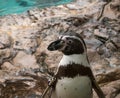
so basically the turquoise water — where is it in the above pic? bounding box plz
[0,0,74,16]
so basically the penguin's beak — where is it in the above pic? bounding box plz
[47,39,64,51]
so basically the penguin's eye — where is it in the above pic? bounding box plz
[68,40,72,44]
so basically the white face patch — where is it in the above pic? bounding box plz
[59,53,90,67]
[59,35,86,52]
[60,35,81,42]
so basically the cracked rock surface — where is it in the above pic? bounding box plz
[0,0,120,98]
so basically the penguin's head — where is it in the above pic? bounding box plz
[48,32,86,55]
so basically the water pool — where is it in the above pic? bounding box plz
[0,0,74,16]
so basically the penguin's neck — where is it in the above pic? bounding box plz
[59,53,90,67]
[55,53,92,79]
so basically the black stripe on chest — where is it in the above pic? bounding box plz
[55,63,94,79]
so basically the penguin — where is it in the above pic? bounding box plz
[47,31,105,98]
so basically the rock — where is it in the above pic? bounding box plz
[94,80,120,98]
[97,45,112,57]
[0,0,119,97]
[0,49,16,67]
[13,51,38,68]
[66,0,91,10]
[95,68,120,84]
[108,57,120,67]
[106,42,117,51]
[102,80,120,98]
[0,74,48,98]
[0,33,11,49]
[111,36,120,49]
[101,0,120,19]
[1,62,16,70]
[94,29,109,39]
[85,38,102,50]
[93,68,120,98]
[14,38,38,54]
[11,26,39,54]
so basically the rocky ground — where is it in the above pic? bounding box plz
[0,0,120,98]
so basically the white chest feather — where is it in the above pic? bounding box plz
[51,76,92,98]
[59,54,89,67]
[51,53,92,98]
